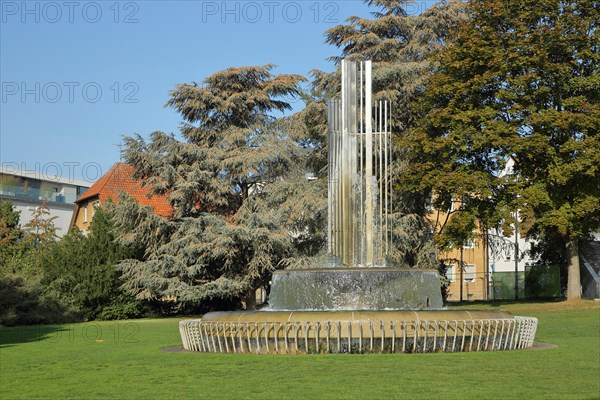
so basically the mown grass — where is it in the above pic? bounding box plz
[1,300,598,399]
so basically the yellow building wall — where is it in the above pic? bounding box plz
[72,199,99,232]
[440,240,488,302]
[428,204,489,302]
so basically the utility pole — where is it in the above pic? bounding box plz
[514,216,519,300]
[460,246,464,302]
[485,230,490,301]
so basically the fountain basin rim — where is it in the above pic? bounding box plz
[275,267,439,273]
[180,311,539,353]
[199,309,515,323]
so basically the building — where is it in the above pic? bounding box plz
[441,226,538,302]
[439,237,489,302]
[486,223,538,299]
[428,200,489,302]
[486,157,541,299]
[435,157,547,301]
[70,162,172,232]
[0,165,90,236]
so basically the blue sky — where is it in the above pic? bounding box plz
[1,1,433,183]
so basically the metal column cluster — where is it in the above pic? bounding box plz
[327,60,392,267]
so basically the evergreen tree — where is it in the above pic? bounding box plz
[294,0,467,173]
[114,65,307,309]
[41,206,141,320]
[0,199,23,272]
[407,0,599,300]
[0,200,71,325]
[325,0,466,132]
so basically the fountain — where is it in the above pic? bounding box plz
[179,61,538,354]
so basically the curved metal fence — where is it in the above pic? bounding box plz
[180,317,538,354]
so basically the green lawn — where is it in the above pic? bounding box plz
[1,301,598,400]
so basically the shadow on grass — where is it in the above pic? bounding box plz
[0,325,68,348]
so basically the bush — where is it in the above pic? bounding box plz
[40,208,144,321]
[0,274,76,326]
[0,202,156,325]
[96,295,146,320]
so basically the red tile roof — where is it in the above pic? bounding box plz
[76,163,172,217]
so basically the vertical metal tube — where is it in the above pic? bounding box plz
[342,61,352,266]
[379,100,383,262]
[336,101,342,259]
[359,62,364,266]
[384,101,389,254]
[238,323,244,353]
[391,321,396,353]
[332,102,337,257]
[388,102,393,248]
[342,62,349,265]
[284,323,289,353]
[402,321,407,353]
[246,323,252,353]
[347,321,352,353]
[349,63,358,266]
[340,62,346,263]
[327,101,332,254]
[332,102,336,257]
[364,61,373,266]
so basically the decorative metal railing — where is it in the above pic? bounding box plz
[179,317,538,354]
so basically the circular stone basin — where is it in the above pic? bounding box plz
[268,268,444,311]
[179,310,538,354]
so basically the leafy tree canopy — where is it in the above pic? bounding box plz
[406,0,599,299]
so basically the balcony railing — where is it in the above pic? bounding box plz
[0,185,78,204]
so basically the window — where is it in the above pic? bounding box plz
[445,264,456,283]
[448,200,456,212]
[463,239,475,249]
[83,207,88,223]
[77,186,88,197]
[464,264,476,283]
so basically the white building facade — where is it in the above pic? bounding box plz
[0,166,91,237]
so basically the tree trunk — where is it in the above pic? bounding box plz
[565,237,581,302]
[243,289,257,310]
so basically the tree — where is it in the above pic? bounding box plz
[22,201,59,246]
[0,199,23,272]
[41,206,142,320]
[0,200,71,325]
[407,0,599,300]
[113,65,307,309]
[324,0,467,134]
[0,200,61,277]
[0,204,142,325]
